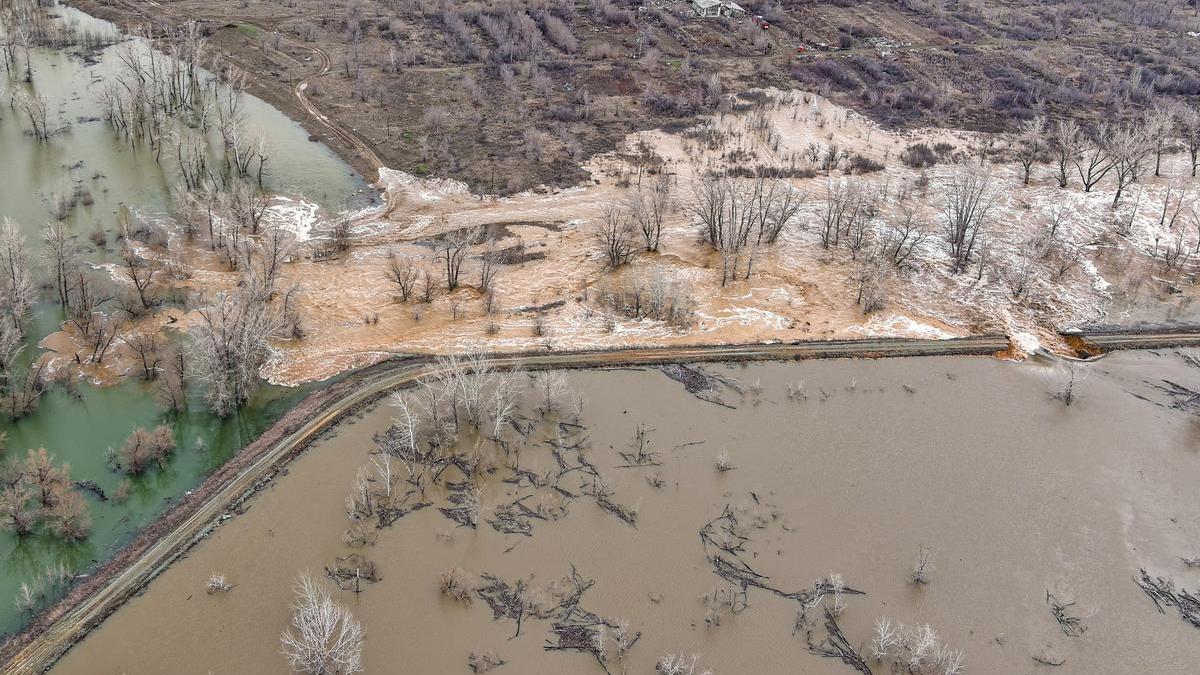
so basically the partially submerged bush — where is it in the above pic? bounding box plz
[0,448,91,541]
[657,653,713,675]
[207,573,232,594]
[439,566,474,603]
[108,424,176,475]
[871,619,964,675]
[596,268,695,328]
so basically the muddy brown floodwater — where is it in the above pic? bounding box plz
[50,352,1200,675]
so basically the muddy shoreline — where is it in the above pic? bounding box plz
[8,330,1200,673]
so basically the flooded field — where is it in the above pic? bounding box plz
[50,351,1200,674]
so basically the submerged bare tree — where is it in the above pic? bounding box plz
[596,205,637,268]
[436,225,480,292]
[385,251,419,302]
[630,175,673,252]
[943,163,997,273]
[1,218,44,420]
[11,88,49,141]
[280,573,365,675]
[1048,360,1090,406]
[41,221,76,308]
[189,282,287,416]
[0,219,34,332]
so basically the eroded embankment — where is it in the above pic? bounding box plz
[5,331,1199,674]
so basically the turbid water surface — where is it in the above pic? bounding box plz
[49,351,1200,674]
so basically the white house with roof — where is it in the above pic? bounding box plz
[692,0,747,18]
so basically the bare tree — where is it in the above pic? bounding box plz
[687,178,731,248]
[477,250,499,293]
[122,326,164,380]
[819,178,864,249]
[436,226,480,291]
[943,162,997,273]
[1013,116,1046,185]
[1106,123,1151,209]
[189,283,286,416]
[41,222,75,308]
[1145,104,1174,178]
[1002,236,1043,300]
[1074,125,1115,193]
[685,177,760,284]
[384,251,419,302]
[1046,202,1071,239]
[854,248,890,314]
[280,573,365,675]
[596,206,637,268]
[120,245,161,311]
[1179,105,1200,179]
[1052,118,1082,189]
[0,219,34,332]
[67,270,112,350]
[1158,182,1191,231]
[751,177,805,245]
[881,206,927,269]
[630,175,672,252]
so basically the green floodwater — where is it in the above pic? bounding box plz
[0,5,367,635]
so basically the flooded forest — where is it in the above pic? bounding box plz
[0,1,368,636]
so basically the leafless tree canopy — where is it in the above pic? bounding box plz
[436,225,481,291]
[1012,116,1045,185]
[0,219,34,333]
[189,280,288,416]
[629,175,673,253]
[385,250,420,302]
[280,573,365,675]
[942,162,997,273]
[685,176,804,285]
[595,205,636,268]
